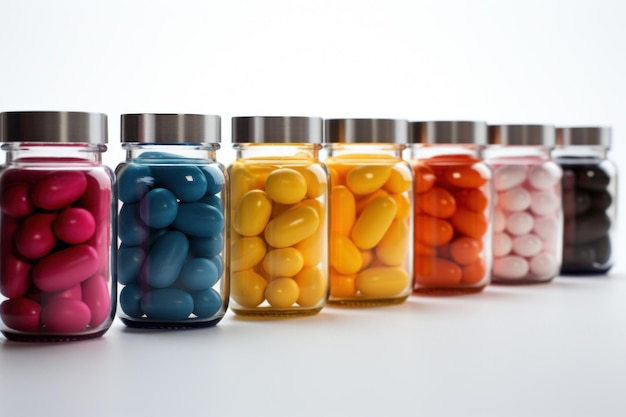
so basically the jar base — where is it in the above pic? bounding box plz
[327,295,409,307]
[413,286,486,296]
[1,328,109,343]
[231,307,323,318]
[560,267,612,275]
[491,278,554,285]
[119,316,224,330]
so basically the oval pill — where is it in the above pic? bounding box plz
[54,207,96,244]
[15,213,58,259]
[413,163,436,194]
[0,297,41,332]
[265,206,319,248]
[41,298,91,333]
[233,190,272,236]
[189,234,224,259]
[201,165,226,195]
[139,188,179,229]
[142,231,189,288]
[450,207,488,240]
[33,244,99,292]
[375,219,409,266]
[1,250,32,298]
[415,215,454,247]
[118,203,149,246]
[263,247,304,277]
[330,185,356,235]
[494,165,527,191]
[419,186,456,219]
[231,236,266,272]
[444,165,488,188]
[330,234,363,275]
[231,269,267,308]
[81,274,111,327]
[191,288,222,318]
[383,164,412,194]
[1,182,35,217]
[31,171,87,210]
[119,284,143,318]
[265,277,299,308]
[141,288,194,321]
[493,255,529,279]
[180,258,219,291]
[265,168,308,204]
[346,165,392,195]
[351,196,397,249]
[356,267,409,297]
[151,165,208,202]
[415,256,462,286]
[172,202,224,238]
[294,267,326,307]
[116,163,152,203]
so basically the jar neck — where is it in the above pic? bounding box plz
[1,142,106,165]
[123,143,219,161]
[325,143,404,159]
[552,145,608,160]
[410,143,481,159]
[233,143,321,161]
[482,145,552,160]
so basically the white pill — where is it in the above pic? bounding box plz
[499,187,531,212]
[505,212,534,235]
[493,210,506,233]
[530,190,560,216]
[533,216,559,241]
[493,255,529,279]
[528,163,561,190]
[493,232,513,257]
[512,234,543,257]
[529,253,558,278]
[494,165,527,191]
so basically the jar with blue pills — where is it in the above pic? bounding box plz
[229,116,329,317]
[116,114,228,328]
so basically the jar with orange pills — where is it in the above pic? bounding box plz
[229,117,328,317]
[409,121,492,294]
[324,119,413,306]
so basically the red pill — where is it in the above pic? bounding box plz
[15,213,58,259]
[415,215,454,246]
[54,207,96,244]
[31,171,87,210]
[450,207,488,240]
[0,250,32,298]
[455,188,488,212]
[419,186,456,219]
[1,182,35,218]
[415,256,462,285]
[0,298,42,332]
[450,237,481,265]
[444,165,488,188]
[33,244,99,292]
[412,163,436,194]
[82,274,111,327]
[41,298,91,332]
[42,284,83,304]
[461,258,487,285]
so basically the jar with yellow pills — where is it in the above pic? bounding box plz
[324,119,413,306]
[229,117,328,317]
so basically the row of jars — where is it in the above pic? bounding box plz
[0,112,617,341]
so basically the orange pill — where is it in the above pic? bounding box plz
[415,215,454,246]
[414,256,462,286]
[330,269,357,298]
[455,188,488,212]
[414,241,436,257]
[461,258,487,285]
[444,165,488,188]
[412,163,436,194]
[449,237,481,265]
[418,186,456,219]
[450,207,488,239]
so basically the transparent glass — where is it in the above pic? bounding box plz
[483,145,563,284]
[229,143,328,317]
[552,146,617,274]
[324,143,413,305]
[116,143,228,328]
[410,144,492,294]
[0,143,115,341]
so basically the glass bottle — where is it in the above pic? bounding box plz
[116,114,228,328]
[324,118,413,305]
[0,111,115,341]
[553,127,616,274]
[229,116,328,317]
[485,124,563,284]
[409,121,492,294]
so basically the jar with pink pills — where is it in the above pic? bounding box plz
[485,124,563,284]
[0,111,115,341]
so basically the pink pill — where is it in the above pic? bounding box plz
[82,274,111,327]
[80,172,112,273]
[33,244,99,292]
[493,232,513,257]
[0,182,35,218]
[15,212,58,259]
[530,190,560,216]
[0,250,32,298]
[512,234,543,257]
[54,207,96,244]
[505,212,534,235]
[42,284,83,304]
[41,298,91,332]
[0,297,42,332]
[499,187,531,212]
[493,255,529,279]
[31,171,87,210]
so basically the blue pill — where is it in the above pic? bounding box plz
[152,165,208,202]
[139,188,179,228]
[116,163,152,203]
[172,203,224,237]
[118,245,146,285]
[136,151,203,164]
[201,165,226,195]
[191,288,222,318]
[199,194,223,211]
[120,284,143,318]
[179,258,219,291]
[141,288,194,321]
[148,227,169,247]
[119,203,149,246]
[189,234,224,258]
[210,255,224,278]
[142,230,189,288]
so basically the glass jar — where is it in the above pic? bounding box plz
[116,114,228,328]
[409,121,492,294]
[229,116,328,317]
[324,119,412,305]
[553,127,616,274]
[0,111,115,341]
[485,124,563,284]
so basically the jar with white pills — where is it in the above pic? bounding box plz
[484,124,563,284]
[229,117,328,317]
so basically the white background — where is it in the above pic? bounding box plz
[1,1,626,416]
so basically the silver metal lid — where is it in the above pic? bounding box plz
[325,119,408,144]
[409,121,487,145]
[121,114,221,144]
[556,126,611,148]
[0,111,107,144]
[232,116,323,144]
[488,124,556,146]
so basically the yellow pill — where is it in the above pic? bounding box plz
[263,247,304,277]
[231,236,266,271]
[294,267,327,307]
[383,164,413,194]
[360,249,374,270]
[265,277,300,308]
[230,165,255,208]
[265,206,319,248]
[296,164,328,199]
[330,233,362,275]
[330,269,357,298]
[356,267,410,297]
[327,162,352,187]
[247,164,274,190]
[390,193,411,220]
[375,219,409,266]
[265,168,307,204]
[346,165,392,195]
[330,185,356,235]
[294,222,325,267]
[233,190,272,236]
[231,269,267,308]
[351,196,397,249]
[355,189,389,214]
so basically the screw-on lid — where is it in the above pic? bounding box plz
[488,124,556,146]
[232,116,323,144]
[325,118,408,144]
[409,121,487,145]
[121,114,221,144]
[0,111,108,144]
[556,127,611,148]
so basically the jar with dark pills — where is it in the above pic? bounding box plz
[116,114,228,328]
